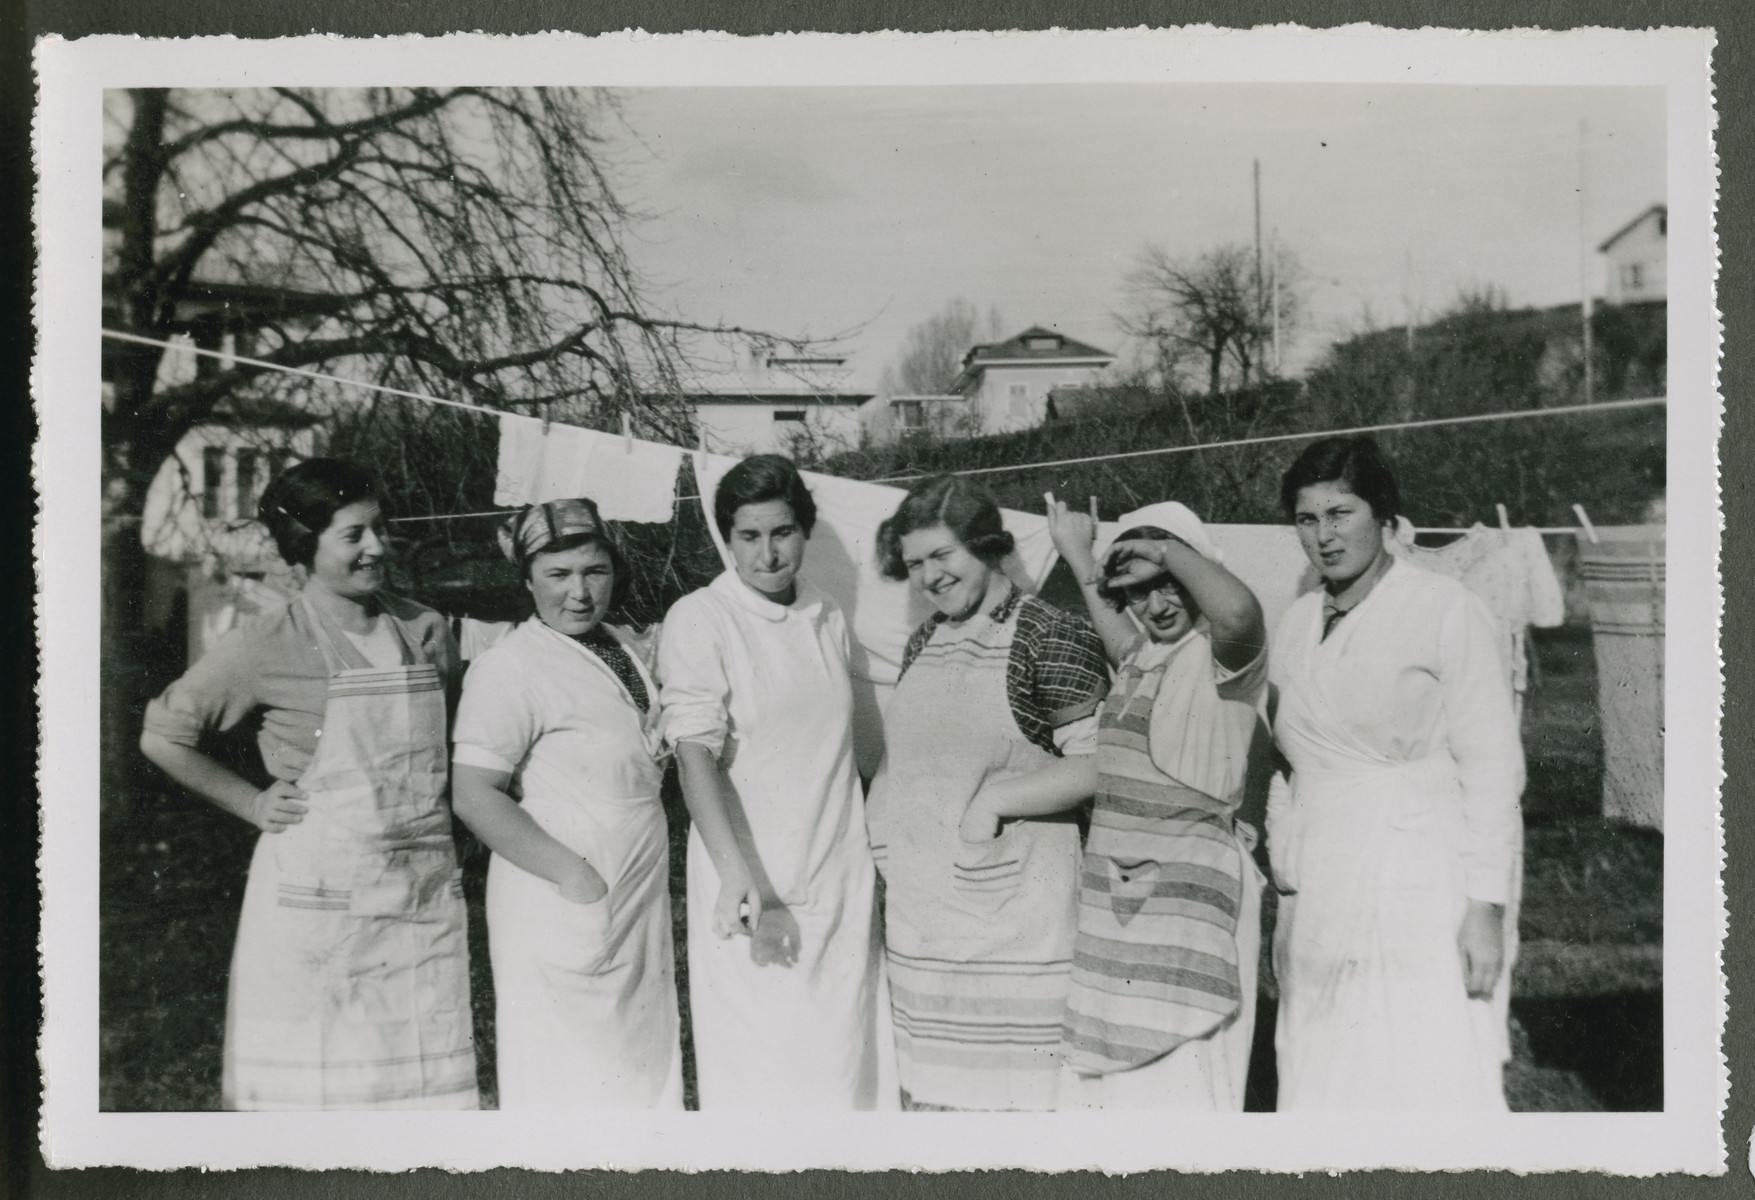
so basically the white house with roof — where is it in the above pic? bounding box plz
[1598,204,1667,304]
[684,349,873,458]
[869,325,1116,442]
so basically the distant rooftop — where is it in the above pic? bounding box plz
[960,326,1115,371]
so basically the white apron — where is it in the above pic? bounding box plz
[1270,577,1517,1112]
[484,626,683,1110]
[222,598,478,1111]
[678,581,885,1110]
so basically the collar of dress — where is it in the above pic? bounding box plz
[710,566,825,623]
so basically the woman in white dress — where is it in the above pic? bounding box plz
[658,455,885,1109]
[1268,435,1524,1111]
[451,498,682,1109]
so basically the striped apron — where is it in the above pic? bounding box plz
[1061,654,1246,1077]
[221,598,478,1110]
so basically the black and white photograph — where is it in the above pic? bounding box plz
[36,26,1722,1173]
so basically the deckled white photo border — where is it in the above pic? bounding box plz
[34,25,1723,1173]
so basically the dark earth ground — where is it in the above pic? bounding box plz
[97,625,1661,1112]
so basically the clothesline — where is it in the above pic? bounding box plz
[105,327,1661,533]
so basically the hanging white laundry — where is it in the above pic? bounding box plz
[495,412,685,524]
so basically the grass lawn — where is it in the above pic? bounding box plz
[97,625,1661,1112]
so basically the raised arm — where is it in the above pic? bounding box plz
[1103,537,1266,671]
[1045,493,1138,666]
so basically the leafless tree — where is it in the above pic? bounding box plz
[1118,242,1301,396]
[102,86,799,626]
[880,298,1006,397]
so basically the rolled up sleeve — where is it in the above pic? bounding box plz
[141,630,261,748]
[453,650,539,776]
[656,601,733,760]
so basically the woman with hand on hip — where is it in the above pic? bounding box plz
[867,475,1108,1112]
[139,458,477,1111]
[658,455,884,1110]
[450,499,682,1110]
[1045,495,1269,1111]
[1268,435,1524,1111]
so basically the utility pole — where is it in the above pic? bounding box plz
[1253,159,1264,307]
[1579,118,1594,406]
[1270,225,1282,376]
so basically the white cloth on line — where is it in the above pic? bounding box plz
[495,412,684,524]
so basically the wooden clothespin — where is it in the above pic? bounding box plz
[621,411,633,455]
[1495,503,1511,541]
[1089,495,1100,525]
[540,402,552,436]
[1572,503,1601,544]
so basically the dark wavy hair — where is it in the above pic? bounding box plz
[1279,435,1402,523]
[712,454,818,540]
[257,457,380,569]
[876,474,1015,581]
[524,532,633,614]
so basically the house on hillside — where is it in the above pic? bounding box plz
[1598,204,1667,305]
[864,326,1116,443]
[684,350,873,458]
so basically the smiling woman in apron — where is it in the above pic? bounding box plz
[450,499,682,1110]
[140,458,477,1111]
[658,455,886,1110]
[1268,436,1524,1111]
[867,475,1109,1112]
[1044,497,1269,1111]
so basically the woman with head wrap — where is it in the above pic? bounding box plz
[451,498,683,1109]
[1045,495,1268,1111]
[139,458,477,1110]
[1268,436,1524,1110]
[657,455,886,1110]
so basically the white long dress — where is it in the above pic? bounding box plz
[658,570,886,1110]
[1268,558,1524,1111]
[453,618,683,1110]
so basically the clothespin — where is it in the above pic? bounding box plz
[540,402,552,436]
[621,411,633,455]
[1089,495,1100,525]
[1572,503,1601,544]
[1495,503,1511,541]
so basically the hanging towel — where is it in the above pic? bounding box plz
[494,412,685,524]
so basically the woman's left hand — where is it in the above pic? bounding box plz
[958,790,1003,844]
[1456,899,1506,999]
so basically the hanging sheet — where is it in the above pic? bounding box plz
[495,413,685,524]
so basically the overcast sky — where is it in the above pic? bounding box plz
[604,84,1665,391]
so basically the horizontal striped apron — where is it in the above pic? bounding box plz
[1062,654,1245,1077]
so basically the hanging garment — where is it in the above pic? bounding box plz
[223,596,478,1110]
[495,413,684,524]
[455,616,516,663]
[657,570,888,1110]
[1391,525,1566,718]
[1058,631,1267,1109]
[868,589,1105,1112]
[1267,558,1524,1112]
[452,618,682,1109]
